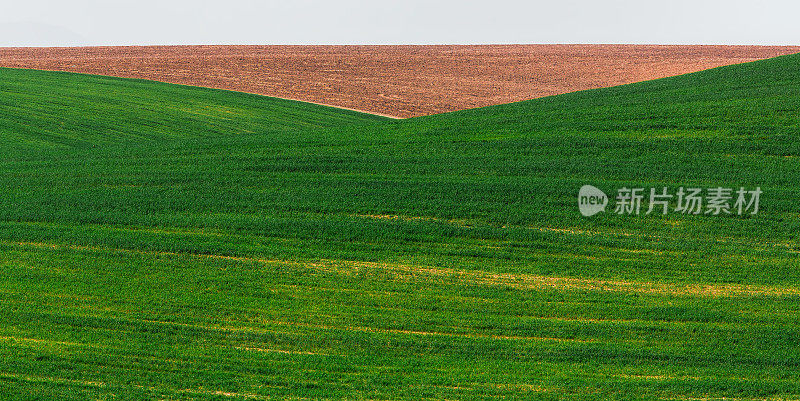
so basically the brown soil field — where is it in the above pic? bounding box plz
[2,45,799,118]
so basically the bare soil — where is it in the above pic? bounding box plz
[2,45,798,118]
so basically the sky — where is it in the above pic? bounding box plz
[1,0,799,47]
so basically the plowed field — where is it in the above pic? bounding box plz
[2,44,799,117]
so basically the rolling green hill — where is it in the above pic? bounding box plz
[1,54,799,400]
[0,68,387,153]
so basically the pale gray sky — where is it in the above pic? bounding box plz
[1,0,798,47]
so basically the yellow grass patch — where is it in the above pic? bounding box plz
[4,239,799,299]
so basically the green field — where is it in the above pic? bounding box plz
[1,53,799,400]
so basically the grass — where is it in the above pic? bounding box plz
[0,53,799,400]
[0,68,386,153]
